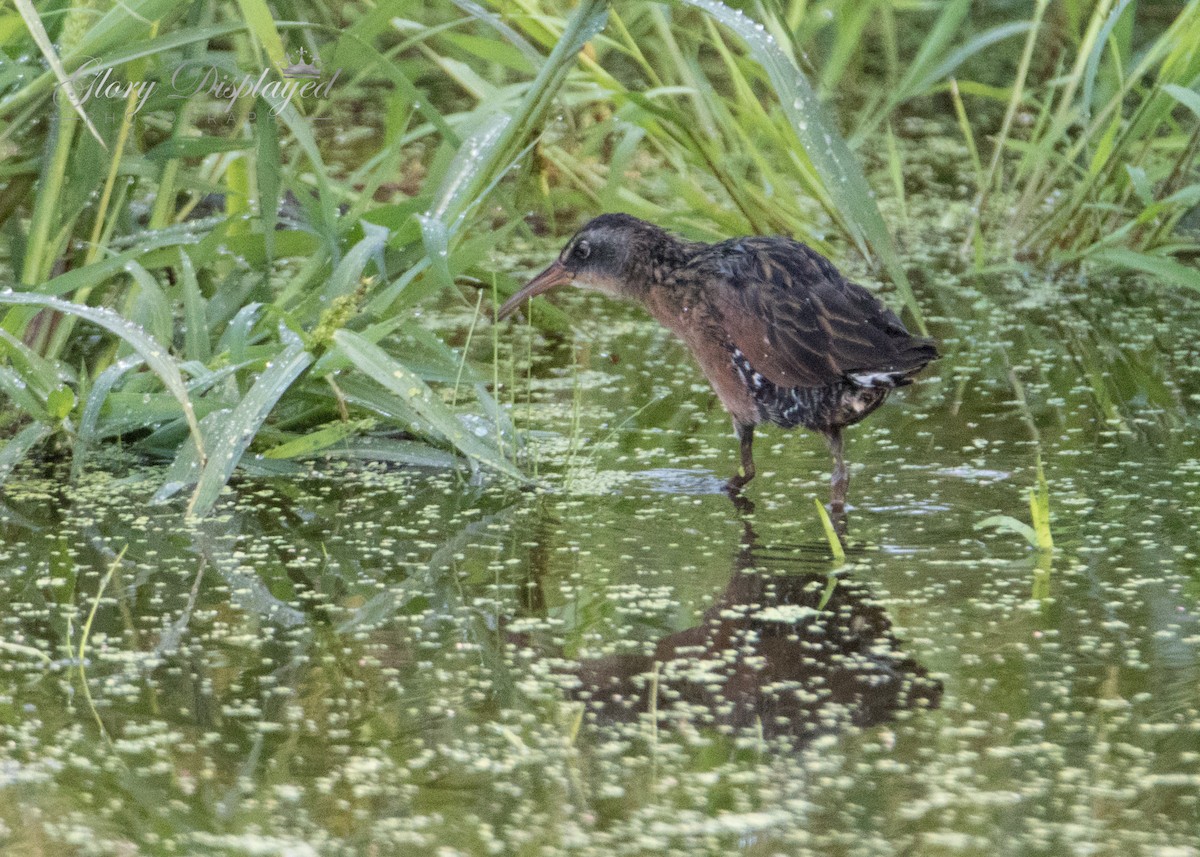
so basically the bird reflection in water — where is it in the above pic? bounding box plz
[564,506,942,745]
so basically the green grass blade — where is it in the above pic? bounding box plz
[1087,247,1200,292]
[0,364,47,418]
[186,339,315,519]
[1081,0,1135,116]
[974,0,1049,228]
[427,113,512,225]
[417,211,455,294]
[1164,83,1200,119]
[426,0,608,231]
[0,327,71,398]
[862,0,969,132]
[317,221,389,306]
[332,329,524,481]
[1030,456,1054,552]
[920,21,1033,100]
[3,236,207,310]
[11,0,105,148]
[233,0,287,67]
[0,0,186,116]
[679,0,924,329]
[814,498,846,562]
[179,250,211,364]
[65,0,186,64]
[884,123,907,225]
[262,421,365,459]
[977,514,1039,548]
[333,374,424,429]
[125,261,173,348]
[0,291,205,460]
[152,411,214,505]
[255,104,282,265]
[72,355,144,482]
[266,101,336,236]
[318,437,459,468]
[0,421,52,485]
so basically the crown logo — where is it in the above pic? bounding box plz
[282,47,321,79]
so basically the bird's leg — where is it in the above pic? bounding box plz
[827,427,849,514]
[725,421,756,494]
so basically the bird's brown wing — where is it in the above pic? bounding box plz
[697,237,935,389]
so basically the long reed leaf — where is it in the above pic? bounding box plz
[332,329,524,481]
[0,0,186,116]
[233,0,287,67]
[1088,248,1200,292]
[72,355,144,481]
[0,422,52,485]
[422,0,608,238]
[186,338,314,519]
[678,0,924,329]
[0,292,205,460]
[10,0,105,148]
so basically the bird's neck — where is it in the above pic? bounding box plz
[624,234,703,298]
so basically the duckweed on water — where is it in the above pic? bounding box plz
[2,212,1200,853]
[1,143,1199,853]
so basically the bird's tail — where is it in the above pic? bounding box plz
[849,338,939,389]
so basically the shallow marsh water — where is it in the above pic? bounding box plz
[2,248,1200,855]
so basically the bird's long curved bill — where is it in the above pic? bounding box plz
[496,260,572,320]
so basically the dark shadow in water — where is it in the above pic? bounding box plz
[566,511,941,744]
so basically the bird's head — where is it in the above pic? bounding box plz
[497,214,670,320]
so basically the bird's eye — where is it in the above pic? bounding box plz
[574,240,591,260]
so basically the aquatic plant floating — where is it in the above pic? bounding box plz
[497,214,938,511]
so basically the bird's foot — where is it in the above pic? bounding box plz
[725,488,756,516]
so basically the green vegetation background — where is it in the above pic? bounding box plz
[0,0,1197,514]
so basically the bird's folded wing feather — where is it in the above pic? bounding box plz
[703,239,928,390]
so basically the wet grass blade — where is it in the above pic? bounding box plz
[332,329,524,481]
[11,0,105,148]
[0,0,186,116]
[319,437,459,468]
[814,498,846,562]
[1087,248,1200,292]
[417,212,455,295]
[679,0,924,330]
[186,339,314,519]
[411,0,608,281]
[319,221,389,305]
[1029,456,1054,553]
[0,364,46,418]
[0,327,71,398]
[179,251,211,364]
[0,422,52,485]
[72,355,144,482]
[233,0,287,67]
[261,421,365,459]
[0,292,205,461]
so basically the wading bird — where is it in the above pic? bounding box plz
[497,214,937,512]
